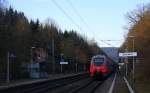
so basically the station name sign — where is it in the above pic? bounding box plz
[119,52,137,57]
[60,62,68,64]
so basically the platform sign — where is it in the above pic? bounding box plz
[119,52,137,57]
[9,52,16,58]
[60,62,68,64]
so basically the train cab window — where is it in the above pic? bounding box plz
[93,57,104,66]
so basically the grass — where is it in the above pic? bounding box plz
[135,80,150,93]
[125,72,150,93]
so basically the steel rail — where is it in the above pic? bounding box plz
[0,73,88,93]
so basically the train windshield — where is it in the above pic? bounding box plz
[93,57,104,66]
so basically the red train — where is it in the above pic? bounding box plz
[89,55,115,79]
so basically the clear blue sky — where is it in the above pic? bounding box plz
[8,0,150,47]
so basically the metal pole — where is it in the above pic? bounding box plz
[30,47,35,77]
[125,49,128,78]
[60,53,63,74]
[61,64,63,73]
[84,63,86,71]
[30,47,33,77]
[132,38,135,90]
[30,48,32,76]
[125,40,128,78]
[76,63,78,73]
[7,52,10,83]
[125,60,128,77]
[52,39,55,74]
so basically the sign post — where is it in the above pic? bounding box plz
[7,52,10,83]
[60,61,68,73]
[7,52,16,83]
[119,51,137,91]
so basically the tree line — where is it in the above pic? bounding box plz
[121,3,150,81]
[0,1,100,80]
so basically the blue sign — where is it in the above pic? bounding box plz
[9,53,16,58]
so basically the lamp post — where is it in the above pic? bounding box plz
[128,35,135,90]
[6,52,16,83]
[60,53,64,73]
[125,48,128,78]
[6,52,10,83]
[52,39,55,74]
[30,47,35,77]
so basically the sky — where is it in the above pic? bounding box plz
[7,0,150,47]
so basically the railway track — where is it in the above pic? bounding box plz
[48,78,104,93]
[70,80,102,93]
[48,73,115,93]
[0,73,88,93]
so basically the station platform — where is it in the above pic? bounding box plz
[112,72,135,93]
[113,74,129,93]
[0,72,86,90]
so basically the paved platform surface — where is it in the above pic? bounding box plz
[95,74,115,93]
[113,73,129,93]
[0,72,85,89]
[0,72,133,93]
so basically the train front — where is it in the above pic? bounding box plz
[90,55,109,79]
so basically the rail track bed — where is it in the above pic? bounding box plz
[48,78,104,93]
[70,80,102,93]
[0,73,88,93]
[0,73,115,93]
[48,73,115,93]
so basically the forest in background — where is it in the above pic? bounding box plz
[0,0,100,80]
[121,3,150,82]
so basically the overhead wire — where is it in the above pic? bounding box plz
[64,0,119,47]
[112,41,123,47]
[51,0,119,47]
[51,0,87,50]
[99,40,114,47]
[65,0,95,35]
[51,0,84,33]
[99,40,123,47]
